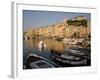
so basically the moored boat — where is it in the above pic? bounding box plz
[51,49,90,66]
[25,53,55,69]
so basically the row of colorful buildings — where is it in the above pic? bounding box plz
[24,16,90,39]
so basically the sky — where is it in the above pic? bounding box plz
[23,10,91,31]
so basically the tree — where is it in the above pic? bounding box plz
[67,19,87,27]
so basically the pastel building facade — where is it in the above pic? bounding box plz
[24,16,90,39]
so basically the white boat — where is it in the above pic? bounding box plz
[63,39,78,45]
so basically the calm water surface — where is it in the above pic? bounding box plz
[23,38,75,67]
[23,38,90,68]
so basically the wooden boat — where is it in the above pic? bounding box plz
[25,54,55,69]
[65,48,90,59]
[51,49,90,66]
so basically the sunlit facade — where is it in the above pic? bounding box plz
[24,16,90,39]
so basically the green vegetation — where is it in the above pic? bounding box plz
[67,19,87,27]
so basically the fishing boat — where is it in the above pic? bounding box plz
[65,48,90,59]
[25,54,55,69]
[51,49,89,66]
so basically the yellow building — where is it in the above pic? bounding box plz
[24,17,90,39]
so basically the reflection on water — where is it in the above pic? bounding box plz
[23,38,90,69]
[24,38,76,52]
[23,38,69,67]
